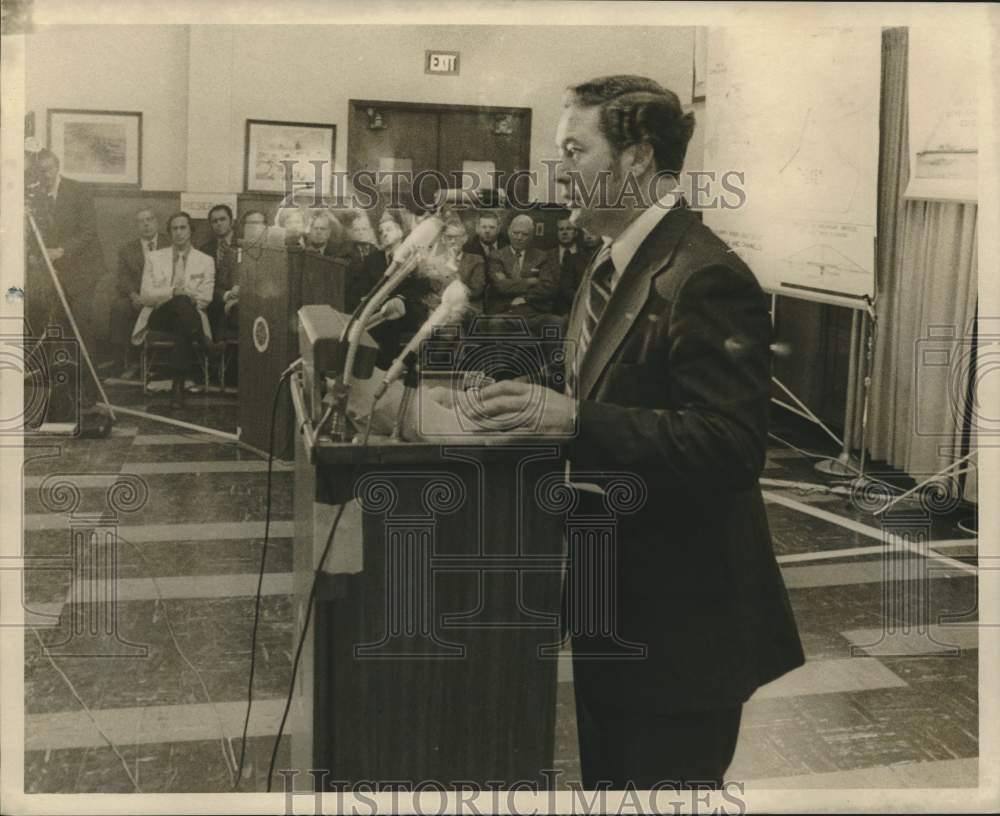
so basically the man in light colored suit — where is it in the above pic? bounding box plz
[131,211,214,405]
[484,214,558,318]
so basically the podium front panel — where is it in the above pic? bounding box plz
[293,437,568,787]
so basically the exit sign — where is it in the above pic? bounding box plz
[425,51,460,75]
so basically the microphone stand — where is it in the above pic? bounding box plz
[25,211,116,423]
[390,353,419,442]
[328,249,421,441]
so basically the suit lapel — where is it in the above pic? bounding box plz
[578,209,695,400]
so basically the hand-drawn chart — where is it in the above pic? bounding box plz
[702,27,880,306]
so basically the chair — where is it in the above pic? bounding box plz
[141,331,210,395]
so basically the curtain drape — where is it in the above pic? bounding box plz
[867,28,979,496]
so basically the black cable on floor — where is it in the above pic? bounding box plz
[233,366,294,790]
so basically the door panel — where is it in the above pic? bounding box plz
[438,109,531,205]
[348,105,440,208]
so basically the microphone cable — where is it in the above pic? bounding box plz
[232,361,297,790]
[262,394,381,792]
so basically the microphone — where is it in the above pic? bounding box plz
[331,214,445,441]
[342,214,445,378]
[365,296,405,331]
[374,279,470,400]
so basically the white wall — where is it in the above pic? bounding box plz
[26,25,190,191]
[223,25,696,200]
[26,24,700,201]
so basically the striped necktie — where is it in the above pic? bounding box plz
[578,245,615,361]
[567,245,614,397]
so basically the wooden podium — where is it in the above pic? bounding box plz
[289,375,567,787]
[238,247,347,458]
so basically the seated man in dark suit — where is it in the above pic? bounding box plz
[200,204,239,338]
[484,214,559,322]
[111,207,168,379]
[462,211,508,259]
[359,214,429,368]
[304,211,340,256]
[549,216,590,316]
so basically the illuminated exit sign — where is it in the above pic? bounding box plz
[425,51,460,75]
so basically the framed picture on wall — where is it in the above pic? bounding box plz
[46,109,142,187]
[244,119,336,194]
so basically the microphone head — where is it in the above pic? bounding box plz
[381,296,406,320]
[395,215,445,261]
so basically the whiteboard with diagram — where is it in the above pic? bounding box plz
[701,27,881,308]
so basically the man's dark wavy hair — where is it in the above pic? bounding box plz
[565,75,695,178]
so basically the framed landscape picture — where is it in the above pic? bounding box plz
[46,109,142,186]
[244,119,336,193]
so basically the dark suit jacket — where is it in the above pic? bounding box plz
[41,177,105,295]
[360,248,433,331]
[117,234,169,297]
[199,235,239,299]
[564,204,804,715]
[455,252,487,314]
[485,246,558,316]
[549,244,590,316]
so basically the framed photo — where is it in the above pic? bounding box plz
[244,119,336,194]
[46,109,142,186]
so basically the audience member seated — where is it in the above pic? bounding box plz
[111,207,168,379]
[304,211,340,256]
[130,212,215,406]
[359,213,424,368]
[549,216,589,316]
[463,211,508,259]
[241,210,267,244]
[342,209,384,310]
[275,206,306,248]
[431,218,486,317]
[485,214,559,326]
[200,204,239,337]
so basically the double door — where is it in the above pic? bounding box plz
[347,100,532,211]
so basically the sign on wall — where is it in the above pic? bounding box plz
[425,51,460,75]
[180,192,239,220]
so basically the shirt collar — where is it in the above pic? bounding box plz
[173,244,191,262]
[50,176,61,199]
[608,191,684,287]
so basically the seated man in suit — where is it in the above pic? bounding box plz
[462,211,508,259]
[485,214,559,322]
[131,212,215,405]
[359,213,428,368]
[111,207,168,379]
[304,211,340,256]
[436,217,486,316]
[200,204,239,338]
[550,216,590,316]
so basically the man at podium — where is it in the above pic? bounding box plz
[471,74,805,790]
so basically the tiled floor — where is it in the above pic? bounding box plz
[19,386,980,792]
